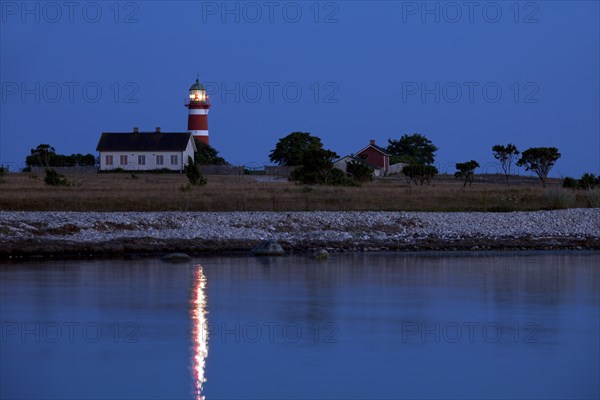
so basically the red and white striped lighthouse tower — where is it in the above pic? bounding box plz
[185,76,211,144]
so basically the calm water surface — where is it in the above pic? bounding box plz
[1,252,598,399]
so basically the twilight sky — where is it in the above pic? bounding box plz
[1,1,598,176]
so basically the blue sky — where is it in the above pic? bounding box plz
[1,1,598,176]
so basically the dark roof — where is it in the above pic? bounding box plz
[356,143,391,156]
[190,79,205,91]
[96,132,193,152]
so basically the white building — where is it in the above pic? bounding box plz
[333,155,385,177]
[96,128,197,172]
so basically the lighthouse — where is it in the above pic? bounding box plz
[185,77,211,145]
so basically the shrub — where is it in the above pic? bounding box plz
[562,177,578,189]
[563,173,599,190]
[289,148,338,185]
[579,173,598,190]
[326,168,358,186]
[44,169,70,187]
[346,160,373,182]
[184,156,207,186]
[403,164,438,185]
[544,188,575,209]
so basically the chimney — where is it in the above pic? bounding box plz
[133,127,139,133]
[370,139,375,145]
[155,127,161,133]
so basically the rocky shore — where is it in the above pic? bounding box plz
[1,209,599,258]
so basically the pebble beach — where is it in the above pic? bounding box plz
[1,209,599,257]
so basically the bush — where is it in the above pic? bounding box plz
[292,167,358,186]
[544,188,575,209]
[346,161,373,182]
[562,177,578,189]
[26,152,96,167]
[326,168,358,186]
[289,148,338,185]
[44,169,70,187]
[403,164,438,185]
[579,173,598,190]
[184,156,207,186]
[563,173,599,190]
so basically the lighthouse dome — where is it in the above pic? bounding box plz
[189,79,205,91]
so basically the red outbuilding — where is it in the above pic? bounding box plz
[355,140,390,174]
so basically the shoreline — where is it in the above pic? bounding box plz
[2,237,599,261]
[1,209,599,259]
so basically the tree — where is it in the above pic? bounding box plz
[402,164,438,185]
[387,134,438,165]
[454,160,480,187]
[26,146,95,167]
[290,147,339,185]
[492,143,519,186]
[184,156,207,186]
[30,144,56,167]
[194,140,227,165]
[516,147,561,188]
[346,160,373,182]
[269,132,324,166]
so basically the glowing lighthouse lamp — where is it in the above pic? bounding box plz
[185,76,211,145]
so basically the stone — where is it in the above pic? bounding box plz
[251,240,285,256]
[313,249,329,261]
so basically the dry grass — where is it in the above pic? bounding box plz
[0,172,591,212]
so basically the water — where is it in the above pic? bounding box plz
[1,252,598,400]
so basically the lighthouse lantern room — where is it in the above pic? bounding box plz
[185,76,211,144]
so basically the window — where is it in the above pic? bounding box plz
[120,155,128,165]
[171,155,178,165]
[105,155,113,165]
[156,155,164,166]
[138,155,145,166]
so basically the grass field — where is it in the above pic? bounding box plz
[0,172,596,212]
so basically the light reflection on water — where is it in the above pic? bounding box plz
[0,252,598,399]
[191,266,208,400]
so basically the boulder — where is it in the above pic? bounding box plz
[313,249,329,261]
[251,240,285,256]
